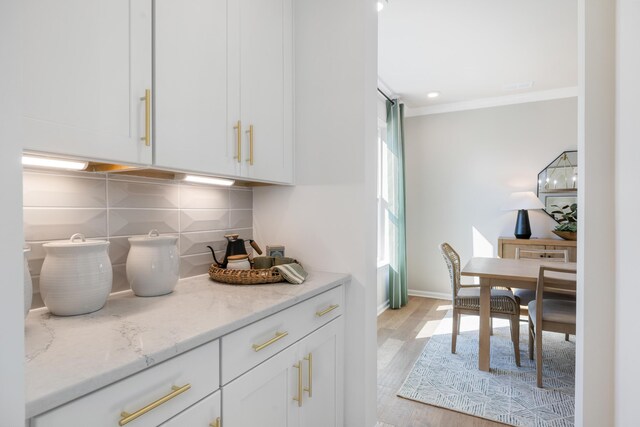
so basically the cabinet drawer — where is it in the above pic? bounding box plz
[160,390,221,427]
[32,340,219,427]
[221,285,343,384]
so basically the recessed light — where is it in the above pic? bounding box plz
[182,174,235,186]
[427,91,440,99]
[22,155,88,171]
[377,1,384,12]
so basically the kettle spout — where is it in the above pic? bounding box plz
[207,245,225,268]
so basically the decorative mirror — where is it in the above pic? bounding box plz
[537,150,577,221]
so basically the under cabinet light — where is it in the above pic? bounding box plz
[182,174,235,186]
[22,155,88,171]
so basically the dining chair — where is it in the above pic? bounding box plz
[513,249,575,341]
[528,265,576,387]
[440,242,521,366]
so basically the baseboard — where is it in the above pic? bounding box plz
[408,289,452,301]
[377,300,390,316]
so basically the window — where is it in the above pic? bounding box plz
[377,121,391,266]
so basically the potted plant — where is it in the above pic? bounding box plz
[551,203,577,240]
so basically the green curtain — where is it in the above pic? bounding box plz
[386,100,408,309]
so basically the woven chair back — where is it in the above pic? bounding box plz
[439,242,461,301]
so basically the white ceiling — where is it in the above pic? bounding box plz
[378,0,578,112]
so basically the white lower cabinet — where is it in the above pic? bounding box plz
[223,317,344,427]
[160,390,221,427]
[28,285,345,427]
[31,339,219,427]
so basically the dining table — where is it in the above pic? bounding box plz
[460,257,577,372]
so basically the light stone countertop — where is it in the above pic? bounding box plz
[25,271,349,418]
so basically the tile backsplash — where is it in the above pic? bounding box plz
[23,170,253,309]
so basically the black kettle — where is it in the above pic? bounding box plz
[207,234,263,268]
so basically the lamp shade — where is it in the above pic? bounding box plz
[501,191,545,211]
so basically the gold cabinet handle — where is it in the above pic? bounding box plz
[304,353,313,397]
[316,304,339,317]
[233,120,242,163]
[293,362,303,407]
[119,384,191,426]
[245,125,254,165]
[252,331,288,352]
[209,417,221,427]
[140,89,151,146]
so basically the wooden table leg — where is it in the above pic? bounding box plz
[478,278,491,371]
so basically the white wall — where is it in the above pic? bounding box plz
[615,0,640,425]
[253,0,378,426]
[575,0,616,425]
[0,0,25,423]
[404,98,577,296]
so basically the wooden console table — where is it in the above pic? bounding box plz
[498,237,577,262]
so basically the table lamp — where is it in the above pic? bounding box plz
[502,191,545,239]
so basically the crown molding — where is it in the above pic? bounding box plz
[404,86,578,117]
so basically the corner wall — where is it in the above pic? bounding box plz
[253,0,378,425]
[615,0,640,425]
[575,0,615,425]
[404,98,577,296]
[0,0,25,422]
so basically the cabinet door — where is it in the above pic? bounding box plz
[547,245,577,262]
[230,0,293,183]
[501,244,546,259]
[155,0,238,176]
[298,318,344,427]
[161,390,221,427]
[223,343,300,427]
[23,0,152,165]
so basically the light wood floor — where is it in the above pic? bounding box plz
[376,296,507,427]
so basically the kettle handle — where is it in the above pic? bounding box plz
[249,240,263,255]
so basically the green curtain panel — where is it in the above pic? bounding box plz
[386,100,408,309]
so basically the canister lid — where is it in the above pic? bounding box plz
[128,229,178,244]
[43,233,109,248]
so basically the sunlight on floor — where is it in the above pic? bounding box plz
[416,312,510,339]
[435,304,452,311]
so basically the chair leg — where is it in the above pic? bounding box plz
[511,314,521,367]
[528,318,534,361]
[456,312,461,335]
[565,333,570,341]
[490,317,494,336]
[451,309,458,354]
[536,326,543,388]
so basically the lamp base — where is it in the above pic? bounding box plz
[514,209,532,239]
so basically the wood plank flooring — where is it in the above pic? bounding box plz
[377,296,507,427]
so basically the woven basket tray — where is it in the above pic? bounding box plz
[208,265,285,285]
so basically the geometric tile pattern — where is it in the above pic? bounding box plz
[398,311,575,427]
[23,169,253,309]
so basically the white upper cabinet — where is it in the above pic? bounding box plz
[229,0,293,183]
[23,0,153,165]
[154,0,238,177]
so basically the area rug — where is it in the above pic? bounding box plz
[397,311,575,426]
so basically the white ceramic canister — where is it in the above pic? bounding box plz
[40,233,112,316]
[24,246,33,318]
[126,229,179,297]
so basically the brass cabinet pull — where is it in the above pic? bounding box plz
[209,417,221,427]
[293,362,303,407]
[316,304,339,317]
[140,89,151,146]
[304,353,313,397]
[252,331,288,352]
[119,384,191,426]
[245,125,254,165]
[233,120,242,163]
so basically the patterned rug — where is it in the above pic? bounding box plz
[397,311,575,426]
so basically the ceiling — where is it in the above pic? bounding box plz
[378,0,578,113]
